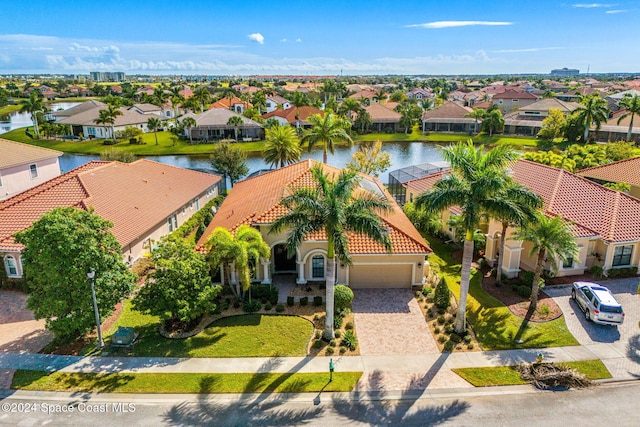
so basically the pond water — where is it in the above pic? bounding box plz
[59,141,447,185]
[0,102,80,135]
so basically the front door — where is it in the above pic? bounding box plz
[273,244,296,272]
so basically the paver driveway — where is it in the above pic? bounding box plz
[352,289,438,355]
[545,278,640,377]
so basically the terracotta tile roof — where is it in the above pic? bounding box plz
[211,97,252,109]
[193,108,263,128]
[196,160,431,255]
[577,157,640,188]
[423,101,473,120]
[402,159,640,242]
[262,106,324,125]
[492,89,538,100]
[0,160,220,252]
[0,138,63,169]
[364,103,401,123]
[517,98,580,113]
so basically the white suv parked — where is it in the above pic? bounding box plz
[571,281,625,326]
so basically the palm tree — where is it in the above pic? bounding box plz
[152,88,169,108]
[482,109,505,137]
[181,117,197,144]
[169,87,185,118]
[193,86,211,113]
[465,108,486,134]
[264,125,301,168]
[251,91,267,114]
[290,92,309,130]
[270,165,392,339]
[511,214,578,309]
[226,115,244,141]
[300,112,353,164]
[394,102,422,134]
[205,225,270,301]
[354,108,372,133]
[492,180,543,286]
[147,117,162,145]
[415,141,519,334]
[94,105,123,140]
[575,93,609,142]
[338,98,361,121]
[220,87,238,111]
[20,91,45,138]
[616,94,640,142]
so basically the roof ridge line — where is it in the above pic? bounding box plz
[381,218,431,253]
[547,167,565,211]
[608,191,622,241]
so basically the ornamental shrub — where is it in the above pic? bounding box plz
[334,284,354,310]
[275,304,285,313]
[300,296,308,306]
[434,278,451,310]
[313,296,323,306]
[287,296,294,306]
[341,330,358,351]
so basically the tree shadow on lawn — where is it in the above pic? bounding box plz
[332,369,470,426]
[165,357,324,427]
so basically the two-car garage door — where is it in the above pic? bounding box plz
[349,264,413,289]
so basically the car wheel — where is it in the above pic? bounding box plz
[585,309,590,321]
[571,289,576,300]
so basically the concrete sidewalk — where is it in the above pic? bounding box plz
[0,342,636,380]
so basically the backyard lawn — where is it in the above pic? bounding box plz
[12,370,362,393]
[426,237,579,350]
[102,300,314,358]
[0,128,266,155]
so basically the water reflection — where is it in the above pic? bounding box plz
[0,102,80,135]
[60,141,446,184]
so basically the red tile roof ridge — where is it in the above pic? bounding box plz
[0,161,109,210]
[607,191,622,242]
[122,158,221,179]
[577,156,640,173]
[382,218,432,254]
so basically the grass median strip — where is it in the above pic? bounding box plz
[12,370,362,394]
[453,360,611,387]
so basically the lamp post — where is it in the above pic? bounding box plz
[87,270,103,349]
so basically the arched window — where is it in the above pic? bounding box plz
[312,255,324,278]
[4,255,19,277]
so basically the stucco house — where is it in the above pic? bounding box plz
[502,98,580,136]
[0,138,62,201]
[262,106,324,128]
[265,95,291,113]
[404,159,640,279]
[491,90,538,114]
[422,101,478,134]
[363,103,401,132]
[185,108,264,141]
[196,160,431,289]
[1,160,221,278]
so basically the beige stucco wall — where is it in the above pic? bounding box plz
[1,157,61,201]
[122,187,217,264]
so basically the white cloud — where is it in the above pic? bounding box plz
[572,3,615,8]
[296,38,302,42]
[280,38,287,42]
[606,9,628,13]
[492,47,564,53]
[247,33,264,44]
[406,21,513,29]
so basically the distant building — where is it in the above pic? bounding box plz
[551,68,580,76]
[90,71,125,82]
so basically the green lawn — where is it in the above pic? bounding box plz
[12,370,362,393]
[0,104,21,115]
[453,360,611,387]
[426,237,579,350]
[101,300,314,358]
[355,128,539,147]
[0,127,266,156]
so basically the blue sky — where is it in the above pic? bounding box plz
[0,0,637,75]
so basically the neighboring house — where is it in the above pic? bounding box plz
[0,160,221,278]
[404,159,640,279]
[262,106,324,128]
[593,113,640,143]
[577,157,640,199]
[0,138,62,201]
[502,98,580,136]
[186,108,264,141]
[265,95,291,113]
[196,160,431,289]
[128,103,173,119]
[211,97,252,113]
[51,102,166,139]
[406,88,433,100]
[348,90,379,103]
[422,101,478,134]
[363,103,401,132]
[491,90,538,114]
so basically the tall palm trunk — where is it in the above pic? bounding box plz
[627,114,634,142]
[322,147,328,164]
[583,122,590,142]
[454,233,474,334]
[531,248,546,309]
[32,113,40,138]
[495,221,508,286]
[324,256,336,340]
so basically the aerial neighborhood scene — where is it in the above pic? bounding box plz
[1,0,640,425]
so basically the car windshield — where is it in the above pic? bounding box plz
[600,305,623,313]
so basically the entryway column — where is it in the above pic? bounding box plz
[296,261,307,285]
[261,259,271,285]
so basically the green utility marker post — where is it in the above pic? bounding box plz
[329,358,335,382]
